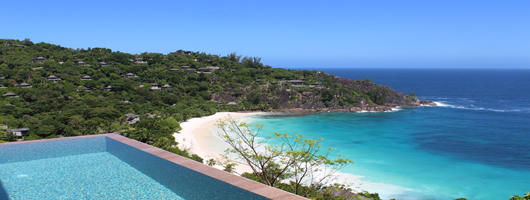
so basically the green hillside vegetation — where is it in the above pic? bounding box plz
[0,38,418,144]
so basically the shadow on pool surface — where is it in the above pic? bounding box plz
[0,179,9,200]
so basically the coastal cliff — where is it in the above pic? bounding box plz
[213,74,435,113]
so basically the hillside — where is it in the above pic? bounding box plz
[0,38,433,144]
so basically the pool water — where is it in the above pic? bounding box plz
[0,136,269,200]
[0,152,184,199]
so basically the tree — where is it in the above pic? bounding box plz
[81,119,100,135]
[0,128,16,142]
[511,192,530,200]
[36,125,55,137]
[216,117,353,197]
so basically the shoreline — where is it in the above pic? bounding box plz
[266,102,437,114]
[172,110,386,188]
[173,112,264,173]
[173,104,437,172]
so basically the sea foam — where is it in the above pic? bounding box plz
[433,101,524,113]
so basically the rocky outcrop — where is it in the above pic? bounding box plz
[419,99,437,106]
[212,77,435,113]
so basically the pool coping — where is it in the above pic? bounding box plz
[0,134,307,200]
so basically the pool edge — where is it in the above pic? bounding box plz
[0,134,307,200]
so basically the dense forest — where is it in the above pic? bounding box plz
[0,38,428,155]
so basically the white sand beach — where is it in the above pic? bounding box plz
[173,112,264,173]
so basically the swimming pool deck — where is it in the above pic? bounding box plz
[0,134,306,200]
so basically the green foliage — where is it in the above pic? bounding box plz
[190,154,204,163]
[358,191,381,200]
[223,163,237,173]
[206,158,217,166]
[366,87,388,105]
[320,90,334,106]
[0,128,16,141]
[167,147,203,163]
[241,172,260,181]
[511,192,530,200]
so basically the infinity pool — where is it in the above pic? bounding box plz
[0,135,286,200]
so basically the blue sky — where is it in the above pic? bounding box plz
[1,0,529,68]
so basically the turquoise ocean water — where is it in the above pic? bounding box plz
[244,69,530,200]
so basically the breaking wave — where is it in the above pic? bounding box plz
[433,101,525,113]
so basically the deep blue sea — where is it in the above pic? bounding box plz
[247,69,530,200]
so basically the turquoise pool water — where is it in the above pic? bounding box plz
[0,136,269,200]
[0,152,184,199]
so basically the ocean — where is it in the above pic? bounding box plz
[246,69,530,200]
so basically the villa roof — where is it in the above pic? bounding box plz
[124,113,139,118]
[3,92,17,96]
[162,84,172,88]
[126,73,134,76]
[81,75,92,78]
[48,75,58,78]
[8,128,30,132]
[19,83,31,86]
